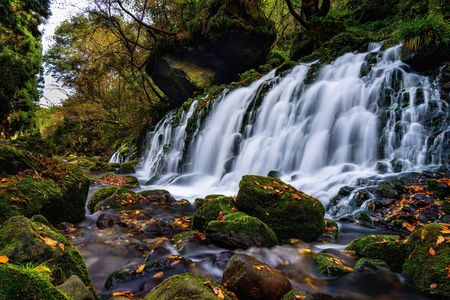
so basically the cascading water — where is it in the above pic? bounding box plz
[136,44,448,209]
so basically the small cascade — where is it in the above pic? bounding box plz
[136,44,448,208]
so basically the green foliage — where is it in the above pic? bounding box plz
[0,0,51,137]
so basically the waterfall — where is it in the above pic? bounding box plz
[136,44,448,205]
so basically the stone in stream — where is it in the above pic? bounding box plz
[346,234,407,272]
[236,175,325,242]
[88,186,130,212]
[222,253,292,300]
[313,251,353,277]
[205,212,278,249]
[57,275,95,300]
[0,216,93,289]
[144,273,236,300]
[403,223,450,297]
[95,174,140,188]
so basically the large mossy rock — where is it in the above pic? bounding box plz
[146,0,276,106]
[93,190,147,212]
[205,212,278,249]
[313,252,353,277]
[222,253,292,300]
[235,175,325,242]
[0,144,89,225]
[0,216,92,287]
[346,235,407,272]
[192,195,236,231]
[88,186,130,213]
[144,273,236,300]
[0,264,69,300]
[403,223,450,297]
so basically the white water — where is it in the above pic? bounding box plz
[136,44,448,207]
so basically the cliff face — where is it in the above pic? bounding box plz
[146,0,276,107]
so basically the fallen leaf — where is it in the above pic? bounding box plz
[227,291,237,298]
[429,247,436,256]
[136,264,145,273]
[41,237,58,248]
[421,228,428,241]
[295,296,306,300]
[152,271,164,279]
[430,283,438,289]
[171,260,181,266]
[436,236,445,246]
[112,290,134,298]
[0,256,9,264]
[58,243,65,251]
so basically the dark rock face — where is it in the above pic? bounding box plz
[146,0,276,106]
[222,253,292,300]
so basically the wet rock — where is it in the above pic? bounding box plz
[346,234,407,272]
[403,223,450,297]
[138,189,176,204]
[93,190,147,212]
[236,175,325,242]
[222,253,292,300]
[57,275,95,300]
[0,264,68,300]
[314,252,353,277]
[89,186,130,212]
[144,273,236,300]
[140,218,182,238]
[96,213,127,229]
[105,256,190,291]
[192,195,237,231]
[0,216,93,288]
[205,212,278,249]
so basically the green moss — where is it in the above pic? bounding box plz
[192,195,236,231]
[93,190,146,212]
[88,186,129,212]
[0,216,92,288]
[346,235,407,272]
[115,160,138,174]
[314,252,353,276]
[144,273,235,300]
[354,258,390,270]
[0,144,36,176]
[0,264,69,300]
[236,175,325,242]
[403,223,450,297]
[275,61,297,76]
[205,212,278,248]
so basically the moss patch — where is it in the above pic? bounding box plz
[403,223,450,297]
[88,186,130,213]
[192,195,237,231]
[0,264,69,300]
[144,273,235,300]
[314,252,353,276]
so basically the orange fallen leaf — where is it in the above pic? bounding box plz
[429,247,436,256]
[421,228,428,241]
[0,256,9,264]
[112,290,134,298]
[295,296,306,300]
[136,264,145,273]
[152,271,164,279]
[58,243,65,251]
[227,291,237,298]
[41,237,58,248]
[171,260,181,266]
[430,283,438,289]
[436,236,445,246]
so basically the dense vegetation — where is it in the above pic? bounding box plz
[0,0,50,138]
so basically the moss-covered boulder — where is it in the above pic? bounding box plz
[403,223,450,297]
[57,275,95,300]
[192,195,236,231]
[144,273,236,300]
[0,216,92,288]
[346,235,407,272]
[0,264,69,300]
[222,253,292,300]
[93,190,147,212]
[138,189,176,205]
[236,175,325,242]
[0,144,89,225]
[88,186,130,213]
[205,212,278,249]
[313,252,353,277]
[0,143,36,175]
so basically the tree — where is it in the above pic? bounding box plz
[0,0,51,137]
[283,0,330,28]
